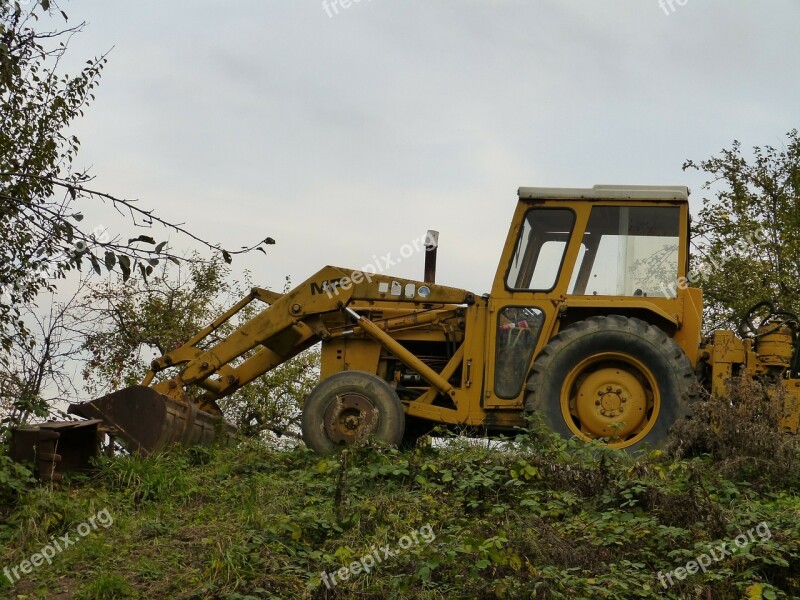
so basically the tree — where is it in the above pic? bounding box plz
[684,129,800,331]
[0,277,93,436]
[80,257,231,395]
[0,1,273,358]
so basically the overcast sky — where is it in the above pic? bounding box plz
[62,0,800,295]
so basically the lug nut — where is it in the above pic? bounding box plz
[615,388,622,394]
[595,400,601,406]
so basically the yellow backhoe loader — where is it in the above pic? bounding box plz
[11,185,800,478]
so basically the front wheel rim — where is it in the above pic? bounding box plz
[559,352,661,448]
[323,393,379,445]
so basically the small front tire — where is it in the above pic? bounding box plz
[301,371,405,454]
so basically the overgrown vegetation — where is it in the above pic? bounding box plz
[1,411,799,599]
[670,376,800,487]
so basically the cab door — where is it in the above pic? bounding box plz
[483,205,583,408]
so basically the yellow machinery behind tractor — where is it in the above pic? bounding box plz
[11,185,800,476]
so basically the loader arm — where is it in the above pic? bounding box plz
[68,266,474,455]
[146,266,473,405]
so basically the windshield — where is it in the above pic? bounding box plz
[569,206,680,298]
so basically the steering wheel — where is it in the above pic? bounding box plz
[738,301,776,337]
[738,300,799,338]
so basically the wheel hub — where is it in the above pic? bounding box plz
[323,393,379,445]
[569,366,649,444]
[599,388,624,415]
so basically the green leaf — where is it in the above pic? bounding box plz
[155,241,167,253]
[104,251,116,271]
[128,235,156,245]
[72,212,83,221]
[222,250,232,264]
[119,255,131,282]
[89,254,101,276]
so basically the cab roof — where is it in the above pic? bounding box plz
[518,184,689,202]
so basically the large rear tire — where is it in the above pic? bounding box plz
[302,371,405,455]
[525,315,696,451]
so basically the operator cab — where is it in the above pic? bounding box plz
[485,185,700,417]
[501,185,689,300]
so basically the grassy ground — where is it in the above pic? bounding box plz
[1,417,800,600]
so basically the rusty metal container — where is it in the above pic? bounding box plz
[9,420,102,481]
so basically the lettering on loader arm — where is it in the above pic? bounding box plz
[310,280,339,296]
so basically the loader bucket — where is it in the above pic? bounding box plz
[68,385,231,456]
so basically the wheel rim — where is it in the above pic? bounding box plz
[560,352,660,448]
[323,393,379,445]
